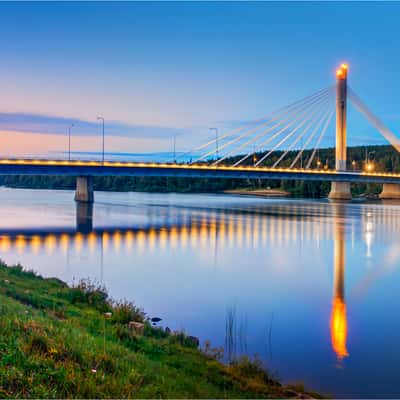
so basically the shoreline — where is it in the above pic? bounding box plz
[223,189,291,198]
[0,262,321,399]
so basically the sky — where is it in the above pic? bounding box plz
[0,1,399,159]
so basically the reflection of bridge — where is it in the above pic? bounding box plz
[1,200,399,252]
[2,63,400,202]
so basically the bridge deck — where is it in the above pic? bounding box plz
[0,159,399,184]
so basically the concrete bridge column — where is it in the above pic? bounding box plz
[329,64,352,201]
[380,183,400,200]
[75,176,94,203]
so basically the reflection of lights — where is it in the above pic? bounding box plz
[148,229,156,252]
[190,223,198,248]
[331,297,349,360]
[102,232,110,253]
[199,221,208,250]
[59,234,69,254]
[228,219,235,248]
[74,233,83,253]
[136,231,145,253]
[87,232,97,253]
[15,235,26,253]
[169,227,178,249]
[31,235,42,254]
[159,229,168,250]
[236,218,243,248]
[180,226,189,248]
[45,234,57,255]
[365,220,374,258]
[125,230,134,251]
[245,216,252,246]
[0,236,11,252]
[113,231,122,252]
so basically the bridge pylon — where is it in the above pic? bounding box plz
[329,64,352,200]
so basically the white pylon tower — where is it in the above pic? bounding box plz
[336,64,348,171]
[329,63,352,200]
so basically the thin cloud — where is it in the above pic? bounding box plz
[0,112,184,139]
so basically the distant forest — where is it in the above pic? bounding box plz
[0,145,398,198]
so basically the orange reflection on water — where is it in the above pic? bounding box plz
[331,204,349,361]
[330,297,349,360]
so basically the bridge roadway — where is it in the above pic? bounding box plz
[0,158,400,185]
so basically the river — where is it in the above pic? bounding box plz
[0,187,399,398]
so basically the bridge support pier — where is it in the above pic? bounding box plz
[329,181,352,201]
[379,183,400,200]
[75,176,94,203]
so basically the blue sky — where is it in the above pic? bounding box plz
[0,2,399,158]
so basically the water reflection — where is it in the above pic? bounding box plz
[331,204,349,361]
[0,200,394,365]
[3,193,400,397]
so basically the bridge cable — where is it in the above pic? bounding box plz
[215,87,334,166]
[254,91,333,167]
[289,105,333,168]
[228,88,334,166]
[272,98,333,168]
[180,86,333,163]
[348,87,400,152]
[194,86,333,164]
[305,110,334,169]
[246,90,333,167]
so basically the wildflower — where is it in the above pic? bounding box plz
[91,369,97,373]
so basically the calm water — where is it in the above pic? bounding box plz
[0,187,399,398]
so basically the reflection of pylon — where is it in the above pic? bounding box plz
[331,297,348,360]
[330,205,349,361]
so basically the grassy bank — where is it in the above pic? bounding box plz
[0,262,320,399]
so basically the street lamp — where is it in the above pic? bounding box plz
[352,160,356,171]
[209,128,219,160]
[173,134,177,163]
[365,150,376,172]
[68,123,74,161]
[97,116,105,164]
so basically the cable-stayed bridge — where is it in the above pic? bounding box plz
[2,63,400,202]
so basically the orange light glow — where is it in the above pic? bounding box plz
[336,68,343,77]
[341,63,348,70]
[330,297,349,360]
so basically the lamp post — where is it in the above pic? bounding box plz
[173,134,177,163]
[365,150,376,172]
[209,128,219,160]
[68,123,74,161]
[97,116,105,164]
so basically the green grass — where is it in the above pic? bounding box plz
[0,262,321,399]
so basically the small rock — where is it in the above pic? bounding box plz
[129,321,145,335]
